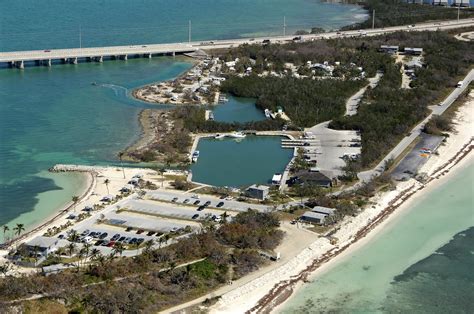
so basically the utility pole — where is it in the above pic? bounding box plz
[188,20,192,43]
[457,5,460,22]
[283,16,286,36]
[372,9,375,29]
[79,25,82,49]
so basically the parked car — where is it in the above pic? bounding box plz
[170,227,179,233]
[57,234,65,239]
[118,236,126,242]
[172,197,178,202]
[147,231,155,236]
[111,234,121,241]
[183,199,190,204]
[125,227,133,232]
[124,237,132,243]
[204,201,211,206]
[193,200,200,205]
[99,232,108,240]
[81,229,90,236]
[106,241,116,247]
[217,202,224,208]
[192,214,199,219]
[136,229,144,234]
[137,238,145,245]
[94,240,104,246]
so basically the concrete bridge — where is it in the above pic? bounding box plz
[1,18,473,69]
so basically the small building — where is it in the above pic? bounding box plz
[271,173,282,185]
[300,211,327,224]
[404,47,423,56]
[312,206,335,216]
[246,184,270,200]
[379,45,399,54]
[26,236,69,257]
[292,169,333,188]
[405,60,423,69]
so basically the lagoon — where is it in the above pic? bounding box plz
[190,136,293,188]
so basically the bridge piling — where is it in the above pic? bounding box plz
[72,57,78,64]
[16,61,24,69]
[122,54,128,61]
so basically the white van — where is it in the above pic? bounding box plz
[456,81,463,88]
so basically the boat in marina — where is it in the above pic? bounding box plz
[215,134,226,139]
[191,150,200,163]
[208,112,215,121]
[264,108,271,118]
[218,95,229,103]
[228,131,246,139]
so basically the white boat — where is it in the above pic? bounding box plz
[228,131,246,139]
[191,150,200,163]
[215,134,226,139]
[264,108,271,118]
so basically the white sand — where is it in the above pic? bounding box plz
[0,165,161,273]
[207,92,474,313]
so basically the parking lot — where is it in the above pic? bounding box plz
[120,199,237,221]
[147,190,271,212]
[392,133,444,181]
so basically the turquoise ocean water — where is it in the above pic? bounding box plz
[281,162,474,313]
[0,0,366,239]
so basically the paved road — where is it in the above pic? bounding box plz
[357,69,474,184]
[1,18,473,63]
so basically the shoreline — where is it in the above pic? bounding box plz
[268,146,474,313]
[205,94,474,313]
[0,171,95,250]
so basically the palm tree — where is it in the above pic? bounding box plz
[104,179,110,194]
[221,212,229,224]
[13,223,25,237]
[118,151,126,179]
[67,242,76,257]
[2,225,9,242]
[90,248,101,261]
[68,230,79,243]
[112,242,124,257]
[71,195,79,212]
[144,239,154,254]
[159,168,166,188]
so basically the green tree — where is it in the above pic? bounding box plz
[2,225,9,242]
[13,223,25,237]
[104,179,110,194]
[71,195,79,212]
[112,242,125,257]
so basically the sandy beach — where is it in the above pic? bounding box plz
[202,91,474,313]
[0,165,161,273]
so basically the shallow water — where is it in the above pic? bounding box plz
[191,136,293,188]
[281,162,474,313]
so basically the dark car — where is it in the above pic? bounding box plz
[204,201,211,206]
[172,197,178,202]
[147,231,155,236]
[262,39,270,45]
[94,240,104,246]
[183,199,190,204]
[197,205,205,211]
[193,200,200,205]
[130,238,138,244]
[136,229,144,234]
[125,227,133,232]
[118,236,126,242]
[99,232,108,240]
[217,202,224,208]
[137,238,145,245]
[192,214,199,219]
[57,234,65,239]
[111,233,120,241]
